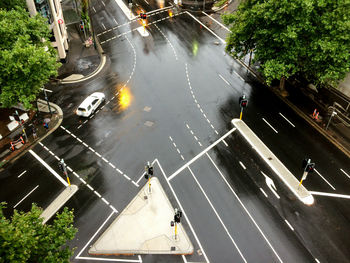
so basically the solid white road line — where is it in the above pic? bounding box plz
[76,211,116,258]
[17,170,27,178]
[188,167,247,263]
[314,169,336,190]
[144,0,149,4]
[185,11,225,44]
[206,153,284,263]
[101,0,106,6]
[182,255,188,263]
[239,161,246,170]
[92,6,96,12]
[218,74,230,86]
[13,185,39,208]
[284,219,294,231]
[234,71,245,82]
[113,18,118,25]
[340,168,350,179]
[156,159,210,263]
[262,118,278,133]
[101,22,106,30]
[202,11,230,32]
[309,191,350,199]
[29,150,68,187]
[278,113,295,127]
[168,127,236,181]
[260,188,268,198]
[40,88,52,93]
[136,172,146,184]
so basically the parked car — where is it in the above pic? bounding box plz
[76,92,105,117]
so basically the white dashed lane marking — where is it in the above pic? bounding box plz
[60,126,139,187]
[185,63,228,146]
[37,142,117,212]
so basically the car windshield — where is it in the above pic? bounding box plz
[78,107,86,112]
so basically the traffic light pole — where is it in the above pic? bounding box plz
[239,107,243,120]
[59,159,71,186]
[298,171,308,188]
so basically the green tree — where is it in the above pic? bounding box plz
[0,203,77,263]
[222,0,350,89]
[0,0,26,11]
[0,8,60,109]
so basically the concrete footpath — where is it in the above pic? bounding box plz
[89,177,193,255]
[40,185,78,224]
[232,119,314,205]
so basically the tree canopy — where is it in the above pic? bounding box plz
[222,0,350,87]
[0,203,77,263]
[0,6,60,109]
[0,0,26,11]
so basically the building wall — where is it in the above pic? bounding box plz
[26,0,68,60]
[338,73,350,99]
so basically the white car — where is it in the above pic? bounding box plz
[76,92,105,117]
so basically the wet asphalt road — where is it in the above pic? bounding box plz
[1,0,350,262]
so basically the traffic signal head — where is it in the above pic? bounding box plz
[140,13,147,19]
[148,166,153,176]
[305,163,315,173]
[145,173,149,179]
[240,99,248,108]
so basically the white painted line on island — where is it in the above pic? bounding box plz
[278,113,295,127]
[262,118,278,133]
[29,150,68,187]
[314,169,336,190]
[14,185,39,208]
[17,170,27,178]
[76,211,117,260]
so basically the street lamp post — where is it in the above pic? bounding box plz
[43,88,52,115]
[326,110,337,130]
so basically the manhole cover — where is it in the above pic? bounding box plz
[144,196,148,200]
[144,121,154,127]
[268,157,273,160]
[171,246,176,251]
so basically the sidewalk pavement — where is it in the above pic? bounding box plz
[0,99,63,172]
[208,2,350,159]
[55,22,106,84]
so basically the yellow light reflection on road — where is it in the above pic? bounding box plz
[168,9,173,17]
[192,40,199,56]
[119,88,132,110]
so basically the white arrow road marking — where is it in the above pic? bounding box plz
[261,171,280,199]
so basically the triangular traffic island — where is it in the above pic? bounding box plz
[89,177,193,255]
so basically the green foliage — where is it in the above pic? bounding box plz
[0,8,60,109]
[214,0,228,8]
[0,0,26,11]
[0,202,77,263]
[222,0,350,86]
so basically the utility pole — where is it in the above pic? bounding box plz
[326,110,337,130]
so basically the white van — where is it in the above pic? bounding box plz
[76,92,105,117]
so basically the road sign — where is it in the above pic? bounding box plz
[58,18,63,24]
